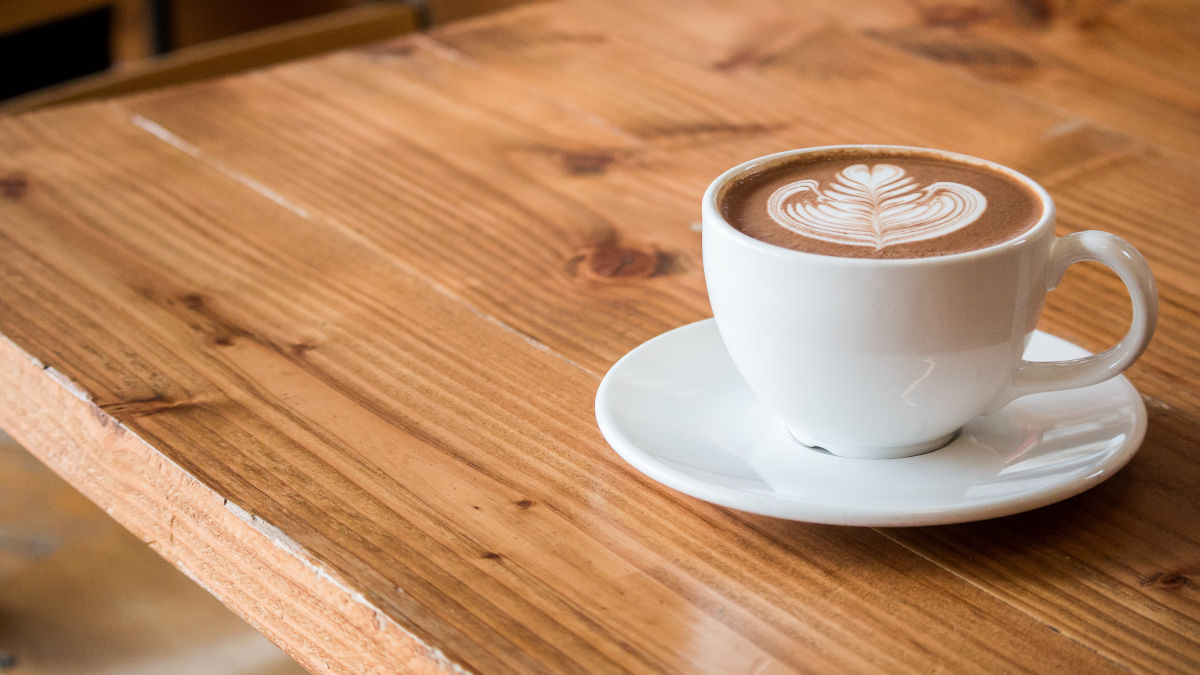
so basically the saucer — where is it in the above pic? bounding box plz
[595,320,1146,526]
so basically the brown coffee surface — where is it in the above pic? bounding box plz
[719,150,1043,258]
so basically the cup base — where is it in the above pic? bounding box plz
[787,428,960,460]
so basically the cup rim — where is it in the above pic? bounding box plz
[702,145,1056,265]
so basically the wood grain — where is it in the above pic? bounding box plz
[0,335,453,674]
[0,101,1124,673]
[2,0,1198,672]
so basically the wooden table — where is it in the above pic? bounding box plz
[2,0,1197,671]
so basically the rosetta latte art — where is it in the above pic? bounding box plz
[766,164,987,249]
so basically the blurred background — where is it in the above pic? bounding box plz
[0,429,301,674]
[1,0,536,113]
[1,3,533,671]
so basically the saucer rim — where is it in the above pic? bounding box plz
[595,319,1147,527]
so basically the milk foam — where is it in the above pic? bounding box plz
[766,164,986,250]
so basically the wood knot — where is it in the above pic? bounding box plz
[290,342,315,356]
[101,394,193,417]
[1142,572,1191,589]
[559,150,617,175]
[713,48,773,71]
[482,551,502,560]
[180,293,206,309]
[872,31,1037,82]
[515,499,533,509]
[568,243,664,281]
[1,173,28,199]
[921,1,1054,27]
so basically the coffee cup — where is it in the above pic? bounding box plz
[702,145,1157,459]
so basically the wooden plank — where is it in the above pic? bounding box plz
[426,2,1200,669]
[112,2,1200,671]
[0,102,1126,672]
[568,0,1200,402]
[119,27,1123,374]
[0,337,451,674]
[122,44,701,376]
[4,0,1199,670]
[572,0,1200,155]
[123,6,1200,400]
[428,0,1200,404]
[428,3,1136,176]
[856,0,1200,154]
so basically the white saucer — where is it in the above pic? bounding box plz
[595,320,1146,526]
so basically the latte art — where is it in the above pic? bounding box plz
[720,150,1042,259]
[766,164,986,250]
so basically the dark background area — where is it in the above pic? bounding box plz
[0,8,113,100]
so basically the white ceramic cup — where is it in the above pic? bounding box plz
[703,145,1158,459]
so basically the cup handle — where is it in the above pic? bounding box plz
[983,231,1158,413]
